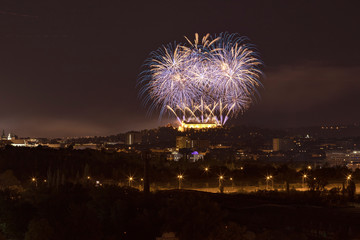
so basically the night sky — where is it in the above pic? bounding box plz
[0,0,359,137]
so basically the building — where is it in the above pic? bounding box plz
[191,139,210,149]
[326,150,360,167]
[189,151,204,162]
[176,136,191,149]
[178,121,220,132]
[125,131,142,145]
[272,138,280,151]
[347,161,360,171]
[42,143,63,149]
[1,130,16,141]
[167,151,183,161]
[10,139,39,147]
[73,143,99,150]
[1,130,6,140]
[176,136,210,149]
[0,131,39,147]
[11,139,27,147]
[273,138,294,151]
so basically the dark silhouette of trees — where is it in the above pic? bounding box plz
[25,218,54,240]
[159,192,225,240]
[347,180,356,201]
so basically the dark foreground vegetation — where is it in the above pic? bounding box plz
[1,146,360,239]
[1,185,360,240]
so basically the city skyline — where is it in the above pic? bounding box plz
[0,0,359,137]
[1,2,360,240]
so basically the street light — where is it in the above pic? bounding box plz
[139,178,144,191]
[346,174,352,186]
[266,175,273,190]
[177,174,183,189]
[218,175,224,193]
[31,177,38,187]
[128,176,134,187]
[203,167,210,188]
[307,165,312,170]
[302,174,308,189]
[229,177,234,188]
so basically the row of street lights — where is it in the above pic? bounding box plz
[30,167,354,191]
[101,172,354,190]
[300,173,353,189]
[125,174,227,191]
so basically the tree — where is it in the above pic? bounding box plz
[0,170,21,190]
[159,192,225,240]
[347,180,356,201]
[25,218,54,240]
[209,222,256,240]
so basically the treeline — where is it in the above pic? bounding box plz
[0,146,142,184]
[0,186,360,240]
[0,146,359,189]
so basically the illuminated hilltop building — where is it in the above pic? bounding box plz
[178,121,220,132]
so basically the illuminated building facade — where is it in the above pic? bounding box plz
[326,150,360,167]
[272,138,294,151]
[176,136,191,149]
[178,121,220,132]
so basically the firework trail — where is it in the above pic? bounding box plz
[139,32,263,126]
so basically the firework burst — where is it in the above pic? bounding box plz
[139,32,263,126]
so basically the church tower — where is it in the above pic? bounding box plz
[1,130,6,140]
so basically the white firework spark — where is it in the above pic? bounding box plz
[139,32,263,126]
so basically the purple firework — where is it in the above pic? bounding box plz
[139,32,263,125]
